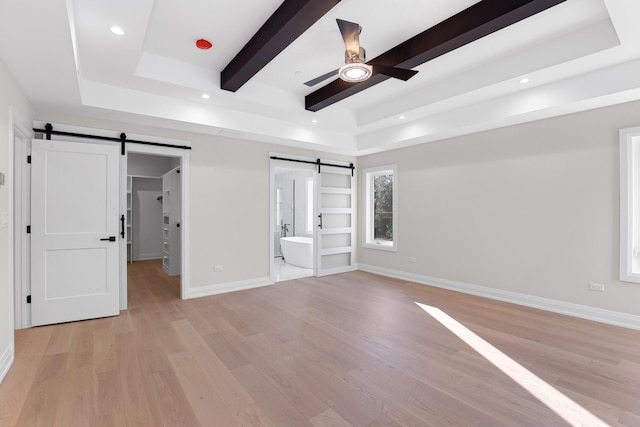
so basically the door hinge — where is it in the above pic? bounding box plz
[26,225,31,234]
[27,155,31,164]
[26,295,31,304]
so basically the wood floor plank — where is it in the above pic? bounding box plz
[233,403,279,427]
[240,333,330,419]
[14,325,54,357]
[65,319,94,371]
[50,365,93,427]
[3,260,640,426]
[0,355,42,427]
[619,410,640,427]
[14,353,67,426]
[92,327,118,375]
[170,318,255,411]
[44,322,74,355]
[169,351,239,427]
[145,368,202,427]
[232,364,313,427]
[202,332,249,371]
[115,332,157,427]
[310,408,353,427]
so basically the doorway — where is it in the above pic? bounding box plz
[270,154,357,283]
[121,145,189,310]
[273,163,316,282]
[126,153,182,302]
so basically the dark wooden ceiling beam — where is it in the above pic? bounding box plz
[221,0,341,92]
[305,0,566,112]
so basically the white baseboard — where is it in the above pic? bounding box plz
[187,276,272,299]
[133,253,162,261]
[0,343,14,384]
[358,264,640,331]
[318,265,358,277]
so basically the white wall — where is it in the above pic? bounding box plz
[0,60,33,382]
[132,177,162,260]
[358,100,640,317]
[33,96,640,322]
[35,111,355,292]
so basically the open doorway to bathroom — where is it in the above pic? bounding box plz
[272,160,316,282]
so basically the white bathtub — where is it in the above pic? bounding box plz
[280,236,313,269]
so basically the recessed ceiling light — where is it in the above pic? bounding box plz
[519,78,530,84]
[201,94,210,99]
[311,119,318,123]
[110,26,125,36]
[399,115,406,120]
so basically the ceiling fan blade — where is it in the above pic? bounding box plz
[370,63,418,81]
[336,19,361,59]
[304,69,339,87]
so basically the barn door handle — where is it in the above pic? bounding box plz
[318,213,323,229]
[120,215,125,238]
[100,236,116,242]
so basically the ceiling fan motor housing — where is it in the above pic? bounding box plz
[345,47,367,63]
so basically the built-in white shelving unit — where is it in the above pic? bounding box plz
[162,167,181,276]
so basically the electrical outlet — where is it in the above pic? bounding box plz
[214,265,224,272]
[589,282,605,292]
[409,257,417,263]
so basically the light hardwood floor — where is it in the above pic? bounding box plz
[1,259,640,426]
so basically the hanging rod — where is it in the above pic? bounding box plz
[270,156,355,176]
[33,123,192,155]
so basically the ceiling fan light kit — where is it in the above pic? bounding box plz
[339,60,373,82]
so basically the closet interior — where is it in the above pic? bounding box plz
[127,153,181,276]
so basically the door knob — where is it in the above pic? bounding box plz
[100,236,116,242]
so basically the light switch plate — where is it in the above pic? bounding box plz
[1,212,8,228]
[0,172,5,185]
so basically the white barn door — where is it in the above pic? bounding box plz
[31,139,120,326]
[316,161,356,276]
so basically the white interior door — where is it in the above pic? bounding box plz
[31,139,120,326]
[316,161,356,276]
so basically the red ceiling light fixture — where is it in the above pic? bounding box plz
[196,39,212,50]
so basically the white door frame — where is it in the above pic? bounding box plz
[11,109,33,329]
[122,143,190,308]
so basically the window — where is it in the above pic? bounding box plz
[620,126,640,282]
[364,165,397,251]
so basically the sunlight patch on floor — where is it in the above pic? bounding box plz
[415,302,610,427]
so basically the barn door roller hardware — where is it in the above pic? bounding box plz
[270,156,355,176]
[33,123,192,154]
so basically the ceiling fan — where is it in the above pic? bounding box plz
[304,19,419,87]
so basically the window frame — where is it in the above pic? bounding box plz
[620,126,640,283]
[363,165,398,252]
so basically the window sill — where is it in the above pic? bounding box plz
[363,241,397,252]
[620,271,640,284]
